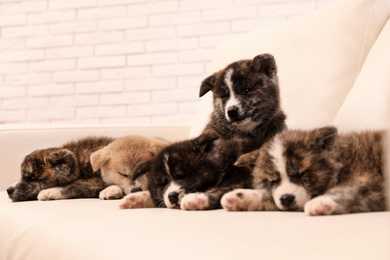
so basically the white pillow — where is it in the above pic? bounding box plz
[190,0,390,137]
[333,19,390,132]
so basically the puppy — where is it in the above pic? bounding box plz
[90,135,169,200]
[199,53,286,141]
[221,127,387,215]
[7,137,114,202]
[118,132,262,210]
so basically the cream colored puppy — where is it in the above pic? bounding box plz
[90,135,169,200]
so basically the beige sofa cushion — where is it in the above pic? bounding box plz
[190,0,390,137]
[333,19,390,131]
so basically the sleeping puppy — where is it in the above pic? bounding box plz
[199,53,286,140]
[118,132,264,210]
[221,127,387,215]
[90,135,169,200]
[7,137,114,202]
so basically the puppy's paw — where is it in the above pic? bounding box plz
[38,187,64,201]
[180,193,209,210]
[99,185,123,200]
[304,196,339,216]
[119,191,154,209]
[221,189,262,211]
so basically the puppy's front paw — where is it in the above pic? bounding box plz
[38,187,64,201]
[304,196,339,216]
[180,193,209,210]
[119,191,154,209]
[221,189,262,211]
[99,185,123,200]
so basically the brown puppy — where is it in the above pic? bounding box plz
[90,135,169,200]
[221,127,387,215]
[199,53,286,141]
[7,137,114,202]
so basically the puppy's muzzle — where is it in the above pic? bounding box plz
[280,194,295,209]
[7,186,15,197]
[227,106,239,121]
[168,191,179,206]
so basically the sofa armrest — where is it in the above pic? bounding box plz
[0,124,191,191]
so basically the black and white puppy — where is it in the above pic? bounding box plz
[200,53,286,140]
[118,132,262,210]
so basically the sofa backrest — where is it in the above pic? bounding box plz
[190,0,390,137]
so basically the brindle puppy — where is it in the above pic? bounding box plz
[221,126,387,215]
[7,137,114,202]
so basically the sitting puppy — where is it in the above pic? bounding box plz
[221,127,387,215]
[119,132,264,210]
[199,53,286,141]
[7,137,114,202]
[90,135,169,200]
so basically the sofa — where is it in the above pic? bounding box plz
[1,0,390,259]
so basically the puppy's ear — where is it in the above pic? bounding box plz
[199,74,216,97]
[252,53,276,77]
[234,149,260,170]
[90,146,109,172]
[309,126,338,151]
[132,160,152,181]
[47,149,74,165]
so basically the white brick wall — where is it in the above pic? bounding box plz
[0,0,334,125]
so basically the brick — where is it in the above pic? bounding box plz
[146,38,198,52]
[125,26,175,41]
[149,12,200,26]
[232,16,286,33]
[3,97,48,109]
[27,108,75,121]
[100,67,151,80]
[258,2,316,18]
[127,1,178,16]
[77,6,126,20]
[50,21,97,34]
[26,35,73,49]
[179,101,200,114]
[177,22,229,37]
[0,110,25,122]
[0,14,26,27]
[102,116,150,124]
[30,59,76,72]
[45,46,94,59]
[179,0,233,11]
[199,35,230,48]
[127,103,177,116]
[0,63,28,75]
[28,10,76,24]
[100,91,150,105]
[5,73,51,86]
[98,0,150,6]
[127,52,178,66]
[98,17,147,31]
[0,49,44,62]
[2,25,48,38]
[179,49,214,62]
[50,95,99,107]
[75,31,124,45]
[152,88,199,102]
[27,84,74,97]
[125,77,176,91]
[202,6,257,22]
[96,42,144,56]
[1,1,47,14]
[53,70,99,83]
[49,0,96,10]
[152,63,204,77]
[78,56,126,69]
[75,81,124,94]
[0,87,25,98]
[76,106,126,119]
[0,39,24,51]
[177,76,204,89]
[151,114,195,124]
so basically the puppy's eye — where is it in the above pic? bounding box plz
[220,88,229,98]
[118,172,128,177]
[296,171,307,178]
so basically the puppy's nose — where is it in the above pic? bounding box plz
[168,192,179,205]
[280,194,295,208]
[227,106,239,119]
[7,186,15,196]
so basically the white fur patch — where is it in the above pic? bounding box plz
[269,137,310,210]
[163,182,183,208]
[119,190,154,209]
[304,195,340,216]
[221,189,264,211]
[224,68,241,121]
[99,185,123,200]
[38,187,64,201]
[180,192,209,210]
